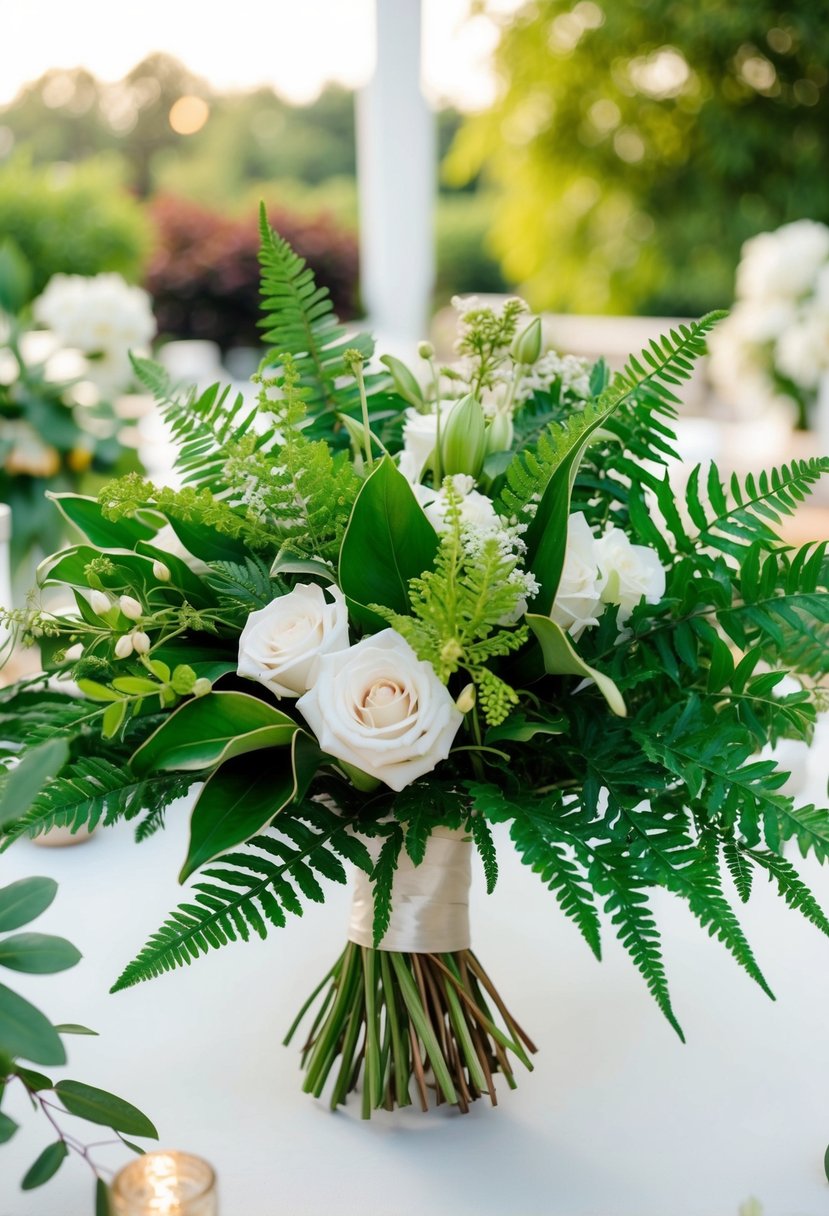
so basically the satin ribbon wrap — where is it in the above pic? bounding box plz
[348,827,472,952]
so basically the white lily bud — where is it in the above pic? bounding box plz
[510,316,542,365]
[90,590,111,616]
[152,560,171,582]
[119,595,143,620]
[379,354,424,408]
[486,410,514,454]
[440,393,488,479]
[192,677,213,697]
[114,634,134,659]
[455,684,476,714]
[65,643,84,662]
[131,630,151,655]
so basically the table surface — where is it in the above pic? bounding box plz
[1,727,829,1216]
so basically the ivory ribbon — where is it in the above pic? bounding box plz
[348,826,472,953]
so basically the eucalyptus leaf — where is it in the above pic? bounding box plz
[0,984,66,1065]
[21,1140,68,1190]
[96,1176,110,1216]
[0,877,57,932]
[55,1080,158,1138]
[131,691,298,775]
[0,1109,18,1144]
[54,1023,99,1036]
[0,739,69,828]
[0,933,82,975]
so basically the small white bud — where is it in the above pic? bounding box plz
[131,630,151,655]
[152,560,171,582]
[65,643,84,662]
[114,634,134,659]
[417,341,435,360]
[90,590,111,616]
[192,677,212,697]
[119,595,143,621]
[455,684,476,714]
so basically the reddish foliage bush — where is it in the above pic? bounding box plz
[145,196,361,350]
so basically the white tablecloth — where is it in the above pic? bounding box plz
[2,735,829,1216]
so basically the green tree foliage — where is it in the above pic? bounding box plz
[446,0,829,314]
[0,155,149,299]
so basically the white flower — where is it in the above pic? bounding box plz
[775,313,829,390]
[595,528,665,623]
[119,595,143,621]
[131,630,151,655]
[237,583,349,699]
[152,560,171,582]
[90,590,111,616]
[64,643,84,662]
[398,403,451,483]
[550,512,605,639]
[736,220,829,302]
[297,629,463,792]
[413,474,499,533]
[114,634,134,659]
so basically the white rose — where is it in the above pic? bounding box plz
[297,629,463,792]
[595,528,665,623]
[550,512,605,639]
[412,474,499,533]
[237,583,349,699]
[775,312,829,391]
[398,402,452,483]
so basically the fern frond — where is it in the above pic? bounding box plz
[1,758,197,846]
[258,208,379,416]
[111,802,373,991]
[468,815,498,893]
[372,826,404,947]
[745,847,829,937]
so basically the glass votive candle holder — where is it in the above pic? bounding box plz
[110,1151,217,1215]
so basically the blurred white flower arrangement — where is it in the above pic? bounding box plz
[708,219,829,430]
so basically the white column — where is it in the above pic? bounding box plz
[356,0,436,355]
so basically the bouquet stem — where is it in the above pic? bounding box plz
[285,943,536,1116]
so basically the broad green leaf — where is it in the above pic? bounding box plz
[270,554,336,582]
[135,540,218,608]
[0,877,57,931]
[14,1067,53,1090]
[526,614,626,717]
[21,1140,68,1190]
[96,1176,110,1216]
[339,455,438,626]
[179,731,324,881]
[47,494,157,549]
[0,1110,18,1144]
[54,1024,98,1036]
[524,414,618,614]
[131,691,298,776]
[0,933,81,975]
[55,1080,158,1138]
[76,679,122,703]
[0,740,69,828]
[164,515,248,564]
[102,700,127,739]
[0,984,65,1064]
[486,712,568,744]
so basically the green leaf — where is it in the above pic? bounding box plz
[54,1024,99,1036]
[14,1067,54,1091]
[55,1080,159,1138]
[485,711,567,744]
[21,1141,68,1190]
[0,877,57,931]
[102,700,128,740]
[0,1110,18,1144]
[96,1176,110,1216]
[525,614,626,716]
[131,691,298,775]
[339,456,438,626]
[0,238,33,313]
[0,739,70,828]
[179,732,323,882]
[0,984,66,1065]
[76,680,122,703]
[47,494,157,549]
[0,933,81,975]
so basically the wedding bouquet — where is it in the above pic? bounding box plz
[1,211,827,1119]
[0,248,155,577]
[708,219,829,430]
